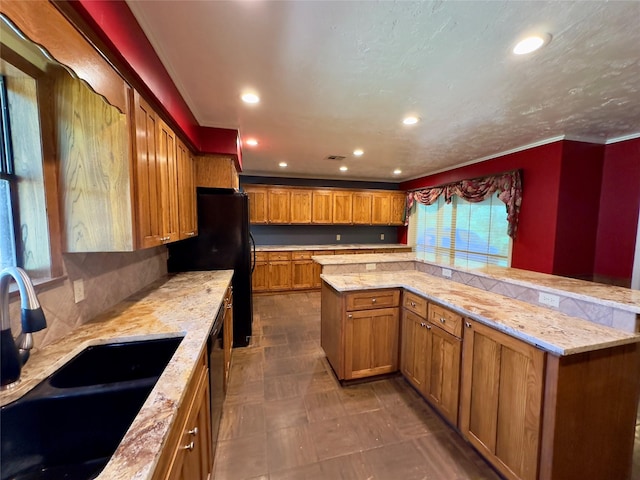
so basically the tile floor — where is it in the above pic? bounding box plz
[213,292,502,480]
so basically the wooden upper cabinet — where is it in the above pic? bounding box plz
[244,185,268,224]
[312,190,333,224]
[371,192,392,225]
[133,90,163,249]
[177,139,197,240]
[332,190,353,224]
[195,154,238,189]
[268,188,291,223]
[157,118,180,243]
[290,189,312,224]
[352,192,372,225]
[390,192,406,225]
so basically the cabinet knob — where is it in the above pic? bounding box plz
[465,321,472,328]
[182,441,195,451]
[188,427,198,436]
[186,231,195,236]
[440,317,446,324]
[410,301,416,307]
[420,322,426,327]
[426,325,432,330]
[348,314,353,318]
[372,298,377,303]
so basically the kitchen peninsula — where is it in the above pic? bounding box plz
[317,253,640,480]
[0,271,232,480]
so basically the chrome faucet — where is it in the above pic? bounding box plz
[0,267,47,390]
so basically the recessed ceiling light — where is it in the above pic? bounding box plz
[241,92,260,104]
[513,34,551,55]
[353,149,364,156]
[393,169,402,175]
[403,116,419,125]
[245,138,258,146]
[279,162,287,168]
[339,166,348,172]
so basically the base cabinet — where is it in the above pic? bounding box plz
[459,318,544,480]
[153,352,212,480]
[321,283,400,380]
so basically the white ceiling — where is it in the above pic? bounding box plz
[126,1,640,182]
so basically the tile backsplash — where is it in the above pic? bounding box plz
[8,247,168,350]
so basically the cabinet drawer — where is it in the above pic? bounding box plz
[346,289,400,311]
[291,251,312,260]
[402,291,428,318]
[255,251,268,262]
[428,303,463,338]
[268,251,291,261]
[313,250,334,256]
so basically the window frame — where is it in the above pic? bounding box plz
[1,45,63,281]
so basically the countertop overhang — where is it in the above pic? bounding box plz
[321,270,640,356]
[0,270,233,480]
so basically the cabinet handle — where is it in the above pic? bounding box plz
[372,298,377,303]
[348,314,353,318]
[188,427,198,436]
[465,321,472,328]
[440,317,446,324]
[410,301,416,307]
[426,325,431,330]
[182,441,195,451]
[420,322,426,327]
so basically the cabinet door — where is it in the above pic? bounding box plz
[352,192,372,224]
[252,260,269,293]
[400,310,428,395]
[195,154,238,188]
[290,189,312,223]
[390,192,406,225]
[312,190,333,223]
[133,91,163,248]
[332,191,353,224]
[371,192,391,225]
[460,319,544,480]
[268,188,291,224]
[244,186,268,224]
[344,307,399,380]
[177,139,197,239]
[291,260,315,290]
[157,118,180,243]
[425,323,461,425]
[312,250,334,288]
[268,261,292,291]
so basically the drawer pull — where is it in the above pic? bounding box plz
[188,427,198,436]
[182,441,195,451]
[440,317,446,324]
[410,301,416,307]
[465,321,472,328]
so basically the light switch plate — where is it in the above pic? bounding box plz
[442,268,452,278]
[538,291,560,308]
[380,233,385,240]
[336,234,341,241]
[73,279,85,303]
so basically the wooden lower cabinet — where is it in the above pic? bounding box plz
[400,310,428,391]
[252,252,268,293]
[313,250,334,288]
[292,254,315,290]
[459,318,544,480]
[153,352,212,480]
[268,252,292,291]
[321,283,400,380]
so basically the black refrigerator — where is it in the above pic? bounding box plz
[168,187,254,347]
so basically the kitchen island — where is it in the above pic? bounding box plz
[318,259,640,480]
[0,270,232,480]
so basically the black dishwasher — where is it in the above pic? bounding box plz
[207,303,225,460]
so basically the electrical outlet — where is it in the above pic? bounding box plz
[442,268,452,278]
[380,233,385,240]
[538,291,560,308]
[366,263,376,271]
[73,279,85,303]
[336,234,341,241]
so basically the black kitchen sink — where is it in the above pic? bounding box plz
[49,336,183,388]
[1,336,183,480]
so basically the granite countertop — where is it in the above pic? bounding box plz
[255,244,410,252]
[0,270,233,480]
[314,252,640,314]
[321,270,640,356]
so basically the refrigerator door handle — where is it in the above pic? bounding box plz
[249,232,256,274]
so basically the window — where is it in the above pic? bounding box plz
[0,36,62,280]
[410,193,512,267]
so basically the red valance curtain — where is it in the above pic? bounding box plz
[407,170,523,238]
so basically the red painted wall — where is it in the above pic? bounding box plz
[594,138,640,282]
[71,0,241,165]
[401,142,565,274]
[553,141,605,279]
